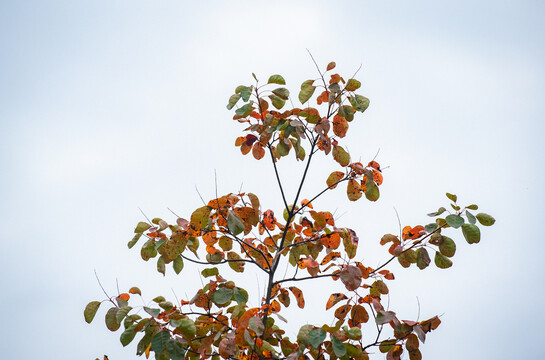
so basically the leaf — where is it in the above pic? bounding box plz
[297,324,314,346]
[227,93,241,110]
[105,307,120,331]
[332,115,348,138]
[365,180,380,202]
[227,252,245,273]
[340,265,362,291]
[467,204,479,210]
[115,306,132,324]
[326,62,336,71]
[201,267,219,277]
[272,87,290,100]
[134,222,151,233]
[227,210,245,235]
[427,207,446,217]
[465,210,477,225]
[349,95,370,112]
[213,287,233,306]
[289,286,305,308]
[332,145,350,167]
[325,293,347,310]
[157,255,166,275]
[438,236,456,257]
[129,287,141,295]
[236,85,252,102]
[351,304,369,325]
[445,214,464,228]
[434,252,453,269]
[120,326,136,347]
[375,310,396,325]
[177,319,196,340]
[416,248,431,270]
[144,306,160,318]
[331,336,346,357]
[461,224,481,244]
[268,74,286,85]
[299,80,316,104]
[151,330,170,353]
[248,316,264,336]
[347,179,362,202]
[84,301,101,323]
[326,171,344,189]
[476,213,495,226]
[308,328,326,349]
[446,193,457,203]
[166,339,186,360]
[345,79,361,92]
[173,256,184,274]
[234,287,249,303]
[269,94,286,110]
[334,304,351,319]
[128,233,142,249]
[235,102,254,117]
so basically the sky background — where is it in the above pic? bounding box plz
[1,0,544,359]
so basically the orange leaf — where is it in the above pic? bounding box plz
[334,304,352,320]
[368,161,381,171]
[128,287,141,296]
[326,171,344,189]
[320,251,341,265]
[252,143,265,160]
[118,293,130,301]
[300,199,313,209]
[326,293,347,310]
[333,115,348,138]
[288,287,305,308]
[320,232,341,249]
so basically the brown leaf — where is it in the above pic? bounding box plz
[340,265,362,291]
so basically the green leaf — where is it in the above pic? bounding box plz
[136,333,152,356]
[462,224,481,244]
[365,181,380,202]
[272,87,290,100]
[115,306,132,324]
[166,339,186,360]
[379,339,396,353]
[268,74,286,85]
[153,296,166,303]
[438,236,456,257]
[234,287,249,304]
[227,211,245,236]
[227,252,245,273]
[235,102,254,117]
[331,335,346,357]
[434,251,453,269]
[105,307,121,331]
[466,210,477,225]
[299,80,316,104]
[227,93,241,110]
[173,256,184,274]
[135,222,151,233]
[159,301,174,311]
[248,316,264,336]
[120,326,137,347]
[446,192,457,203]
[128,233,142,249]
[349,95,370,112]
[345,327,362,340]
[308,328,326,349]
[84,301,101,324]
[213,287,233,305]
[297,324,314,346]
[445,214,464,228]
[269,94,286,110]
[467,204,479,210]
[416,248,431,270]
[141,239,157,261]
[144,306,160,318]
[276,139,291,157]
[201,267,219,278]
[332,145,350,167]
[476,213,495,226]
[177,319,196,339]
[338,105,355,122]
[427,207,446,217]
[157,255,166,275]
[151,330,171,353]
[236,85,252,102]
[345,79,361,92]
[424,223,438,233]
[375,310,396,325]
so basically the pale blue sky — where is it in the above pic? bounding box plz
[1,1,544,359]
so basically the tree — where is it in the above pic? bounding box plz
[84,60,495,360]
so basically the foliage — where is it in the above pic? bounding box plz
[85,61,494,360]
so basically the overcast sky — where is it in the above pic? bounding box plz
[1,1,544,359]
